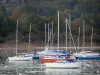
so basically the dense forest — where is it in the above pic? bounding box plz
[0,0,100,46]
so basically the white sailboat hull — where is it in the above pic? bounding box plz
[73,52,99,57]
[8,56,33,61]
[44,62,80,69]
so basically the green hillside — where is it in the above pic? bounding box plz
[0,0,100,45]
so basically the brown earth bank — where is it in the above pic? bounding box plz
[0,39,100,47]
[0,40,100,59]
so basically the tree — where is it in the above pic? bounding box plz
[74,0,100,14]
[0,3,6,15]
[11,5,23,19]
[0,11,8,42]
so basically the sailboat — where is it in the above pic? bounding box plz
[37,23,56,62]
[8,21,33,61]
[37,23,50,57]
[73,21,99,59]
[39,22,67,63]
[44,11,80,69]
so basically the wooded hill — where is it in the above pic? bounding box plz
[0,0,100,45]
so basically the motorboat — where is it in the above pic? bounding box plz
[40,51,67,63]
[40,55,57,63]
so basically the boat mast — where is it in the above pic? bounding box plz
[28,23,32,53]
[78,27,80,52]
[16,19,18,56]
[49,28,52,48]
[69,15,71,54]
[47,23,50,47]
[90,27,93,73]
[66,18,68,51]
[91,27,93,52]
[45,23,46,47]
[58,11,59,52]
[52,21,53,48]
[83,20,85,51]
[56,10,60,58]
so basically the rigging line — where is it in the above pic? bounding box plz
[69,15,72,53]
[67,21,77,52]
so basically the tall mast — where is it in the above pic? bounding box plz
[52,21,53,47]
[28,23,32,53]
[45,23,46,47]
[57,11,59,51]
[78,27,80,52]
[69,15,71,54]
[16,19,18,56]
[50,29,52,48]
[91,27,93,52]
[83,20,85,51]
[47,23,50,47]
[66,18,68,51]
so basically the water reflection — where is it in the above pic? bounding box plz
[45,69,81,75]
[0,60,100,75]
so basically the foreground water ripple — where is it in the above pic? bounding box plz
[0,60,100,75]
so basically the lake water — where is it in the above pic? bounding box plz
[0,60,100,75]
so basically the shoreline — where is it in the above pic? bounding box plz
[0,46,100,59]
[0,40,100,59]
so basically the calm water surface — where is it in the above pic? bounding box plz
[0,60,100,75]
